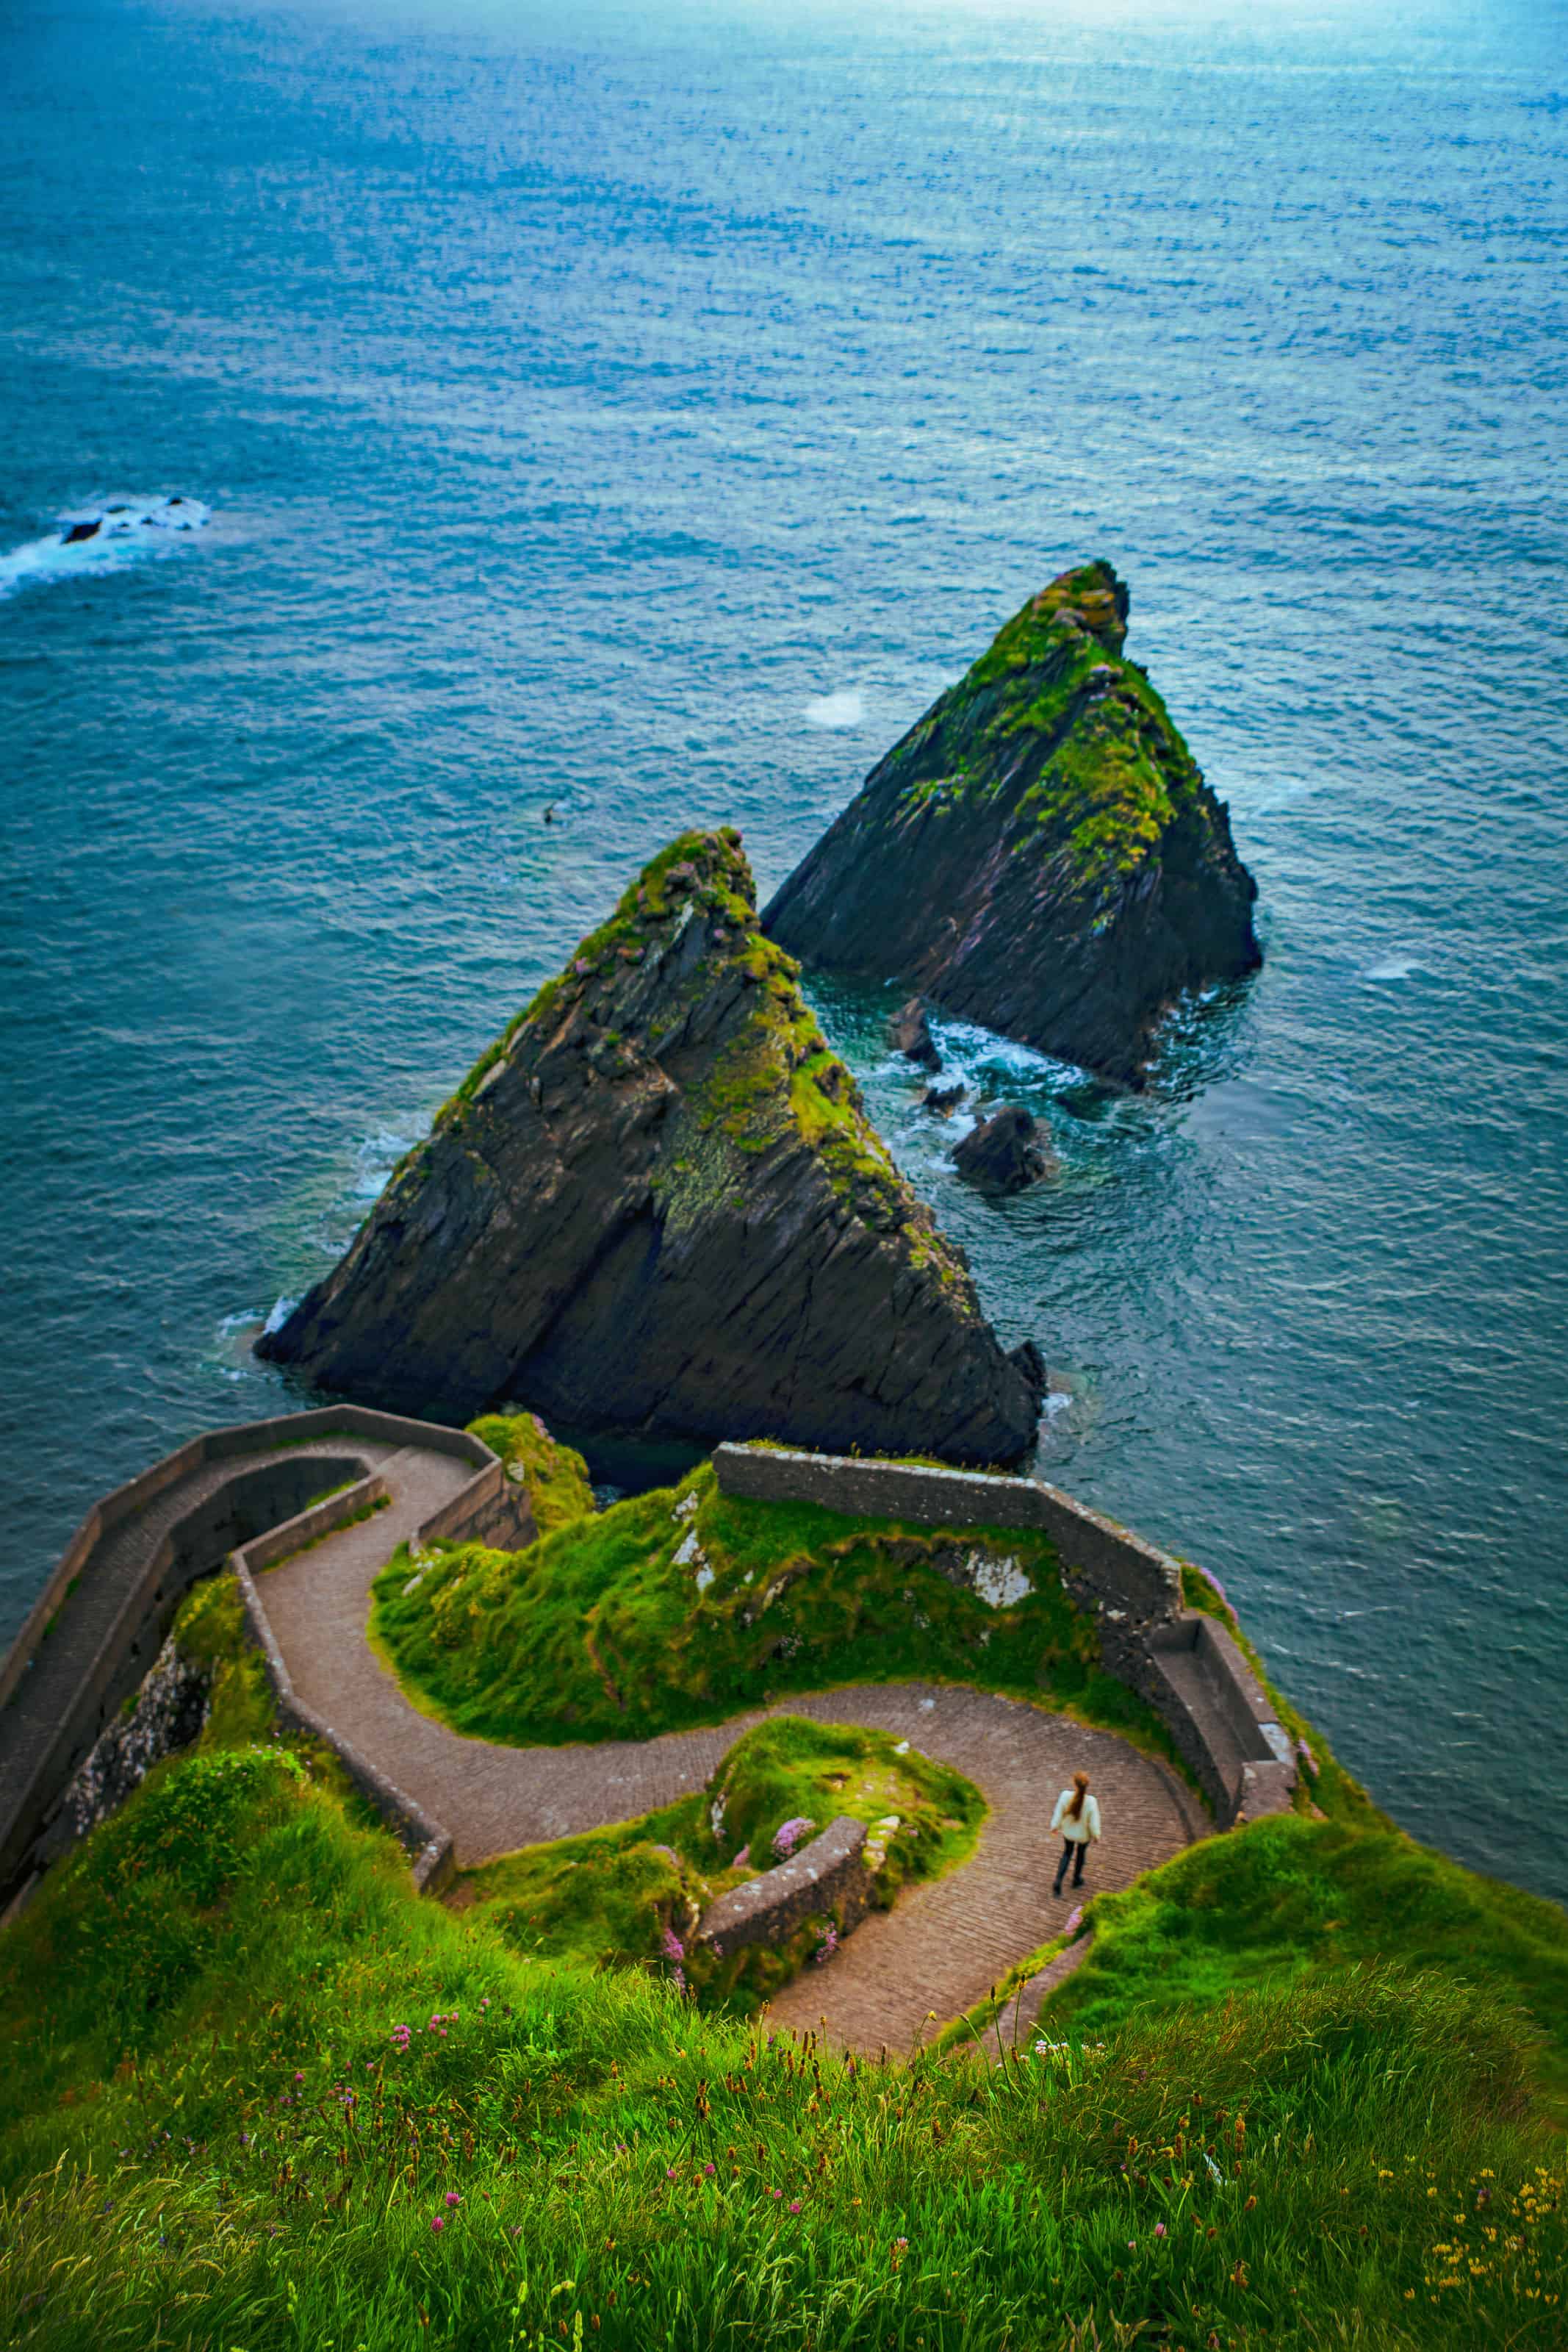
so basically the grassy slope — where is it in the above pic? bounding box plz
[371,1461,1175,1765]
[454,1713,985,2012]
[2,1732,1563,2351]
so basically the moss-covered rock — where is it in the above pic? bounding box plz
[261,831,1043,1461]
[763,561,1262,1085]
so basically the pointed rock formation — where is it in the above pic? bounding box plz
[763,561,1262,1086]
[259,831,1044,1464]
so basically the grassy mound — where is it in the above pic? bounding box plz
[2,1720,1564,2350]
[453,1713,985,2012]
[371,1461,1168,1757]
[465,1410,594,1536]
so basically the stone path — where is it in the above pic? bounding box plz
[259,1452,1206,2054]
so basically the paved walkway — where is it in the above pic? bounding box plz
[259,1455,1205,2054]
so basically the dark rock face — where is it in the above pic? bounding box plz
[922,1081,965,1116]
[62,518,101,545]
[953,1105,1057,1194]
[259,831,1044,1465]
[763,561,1262,1087]
[889,996,941,1071]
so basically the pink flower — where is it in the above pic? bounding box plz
[445,2191,460,2208]
[703,2163,716,2177]
[1065,1906,1083,1934]
[1154,2223,1166,2238]
[431,2216,445,2234]
[733,1845,751,1869]
[789,2200,802,2215]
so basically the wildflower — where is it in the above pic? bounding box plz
[773,1816,816,1860]
[666,2168,677,2179]
[1065,1906,1083,1934]
[771,2189,782,2200]
[1128,2241,1136,2252]
[445,2191,461,2208]
[789,2200,802,2215]
[814,1926,839,1967]
[293,2070,304,2082]
[895,2237,908,2248]
[733,1845,750,1869]
[431,2216,445,2234]
[1154,2223,1166,2238]
[661,1926,686,1965]
[704,2164,716,2178]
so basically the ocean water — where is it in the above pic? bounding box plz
[2,0,1565,1899]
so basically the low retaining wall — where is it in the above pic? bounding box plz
[713,1443,1294,1829]
[0,1406,503,1904]
[234,1535,455,1896]
[696,1816,871,1960]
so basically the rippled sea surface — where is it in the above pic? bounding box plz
[2,0,1565,1898]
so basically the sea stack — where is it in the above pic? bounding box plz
[763,561,1262,1085]
[259,830,1045,1464]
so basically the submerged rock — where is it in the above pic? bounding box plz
[922,1081,965,1115]
[953,1104,1057,1194]
[764,561,1262,1086]
[259,830,1044,1463]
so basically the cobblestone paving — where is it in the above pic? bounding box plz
[260,1452,1206,2054]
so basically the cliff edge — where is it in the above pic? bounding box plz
[763,561,1262,1084]
[259,831,1043,1463]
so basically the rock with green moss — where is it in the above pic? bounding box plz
[763,561,1262,1085]
[260,830,1044,1461]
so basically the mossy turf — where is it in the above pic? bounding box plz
[2,1715,1564,2350]
[453,1713,984,2014]
[464,1411,593,1538]
[893,556,1216,900]
[370,1463,1170,1764]
[407,829,965,1283]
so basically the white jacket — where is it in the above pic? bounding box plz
[1051,1788,1101,1843]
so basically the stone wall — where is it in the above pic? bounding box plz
[0,1407,500,1904]
[712,1442,1294,1829]
[696,1815,871,1961]
[234,1548,455,1894]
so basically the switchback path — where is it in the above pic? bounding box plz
[259,1455,1205,2054]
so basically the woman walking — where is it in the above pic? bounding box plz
[1050,1770,1101,1897]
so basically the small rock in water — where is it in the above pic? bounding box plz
[921,1081,965,1115]
[62,518,101,545]
[953,1104,1057,1194]
[890,996,941,1071]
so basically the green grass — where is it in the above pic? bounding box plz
[465,1412,594,1538]
[1044,1814,1568,2129]
[370,1463,1173,1765]
[1,1732,1564,2350]
[453,1713,985,2013]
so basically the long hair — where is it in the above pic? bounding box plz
[1065,1770,1090,1821]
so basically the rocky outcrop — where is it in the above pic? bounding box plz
[259,831,1045,1464]
[764,562,1262,1086]
[889,997,940,1071]
[953,1105,1057,1194]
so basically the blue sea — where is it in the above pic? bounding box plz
[2,0,1565,1900]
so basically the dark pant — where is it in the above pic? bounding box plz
[1053,1838,1087,1893]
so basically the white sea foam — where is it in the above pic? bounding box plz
[0,495,209,602]
[1362,954,1424,981]
[262,1296,298,1335]
[353,1126,417,1199]
[802,686,865,730]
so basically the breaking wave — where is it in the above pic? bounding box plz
[0,494,209,601]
